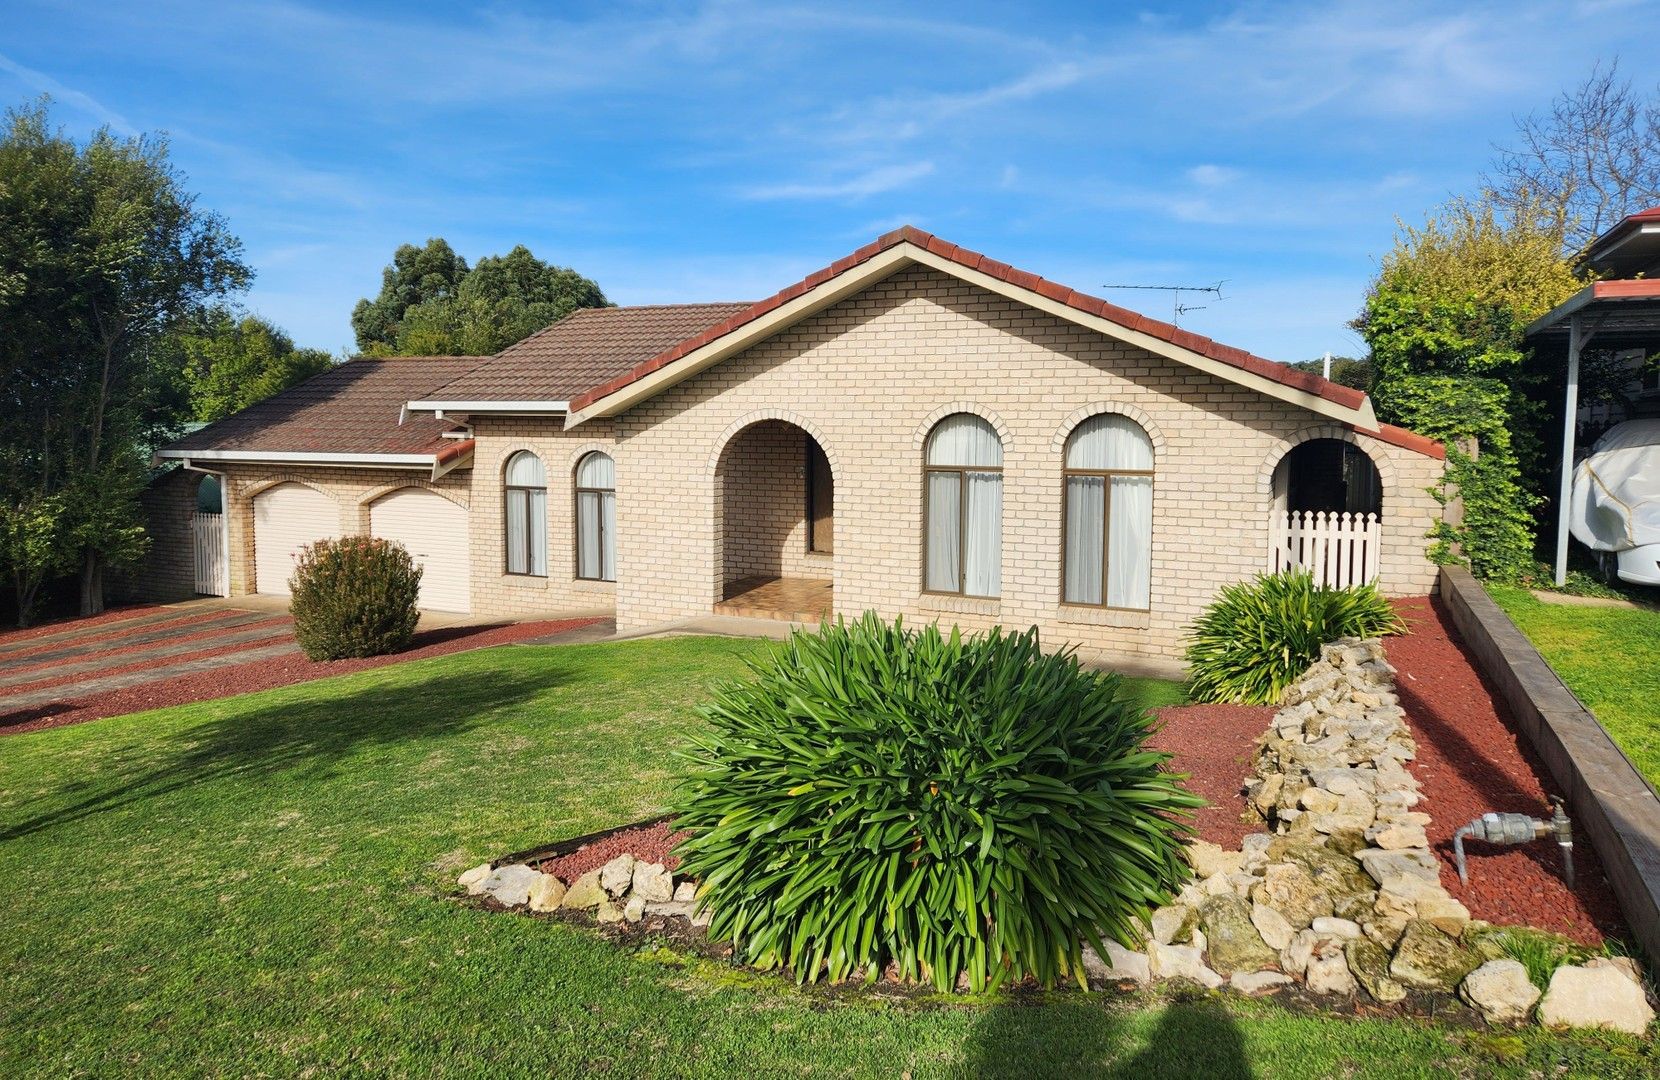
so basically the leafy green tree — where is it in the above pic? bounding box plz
[0,98,249,620]
[174,310,335,423]
[352,241,609,356]
[1355,199,1581,580]
[1289,355,1375,392]
[349,238,468,354]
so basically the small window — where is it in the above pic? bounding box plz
[505,451,548,576]
[574,451,615,581]
[806,440,833,554]
[923,414,1003,597]
[1063,414,1153,610]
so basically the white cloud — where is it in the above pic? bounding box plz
[0,50,136,134]
[1187,164,1241,187]
[740,161,936,201]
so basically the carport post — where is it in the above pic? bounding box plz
[1553,314,1582,586]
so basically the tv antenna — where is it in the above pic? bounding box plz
[1100,280,1227,327]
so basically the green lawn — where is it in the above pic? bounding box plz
[1,637,1652,1077]
[1488,584,1660,789]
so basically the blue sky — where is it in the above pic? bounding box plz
[2,0,1653,361]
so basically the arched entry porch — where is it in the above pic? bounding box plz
[1269,437,1384,587]
[710,418,834,622]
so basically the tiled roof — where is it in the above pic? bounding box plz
[418,303,754,403]
[568,226,1372,417]
[163,357,485,456]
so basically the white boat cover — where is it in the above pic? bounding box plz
[1569,419,1660,584]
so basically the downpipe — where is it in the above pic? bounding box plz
[1452,797,1574,890]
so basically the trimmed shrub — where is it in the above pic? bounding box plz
[1184,569,1405,705]
[288,536,422,661]
[670,614,1202,992]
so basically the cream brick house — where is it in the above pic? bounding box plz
[151,227,1445,661]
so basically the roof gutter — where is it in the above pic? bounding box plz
[154,448,447,470]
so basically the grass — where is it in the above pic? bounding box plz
[1,635,1654,1077]
[1487,583,1660,789]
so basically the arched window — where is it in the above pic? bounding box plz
[1063,414,1153,609]
[924,414,1003,597]
[574,451,616,582]
[504,451,547,576]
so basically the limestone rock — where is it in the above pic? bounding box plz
[1186,840,1244,880]
[1148,941,1224,989]
[1082,940,1150,986]
[1199,895,1279,976]
[1299,788,1340,814]
[1231,970,1294,995]
[1345,938,1406,1003]
[1415,896,1470,937]
[1252,863,1332,929]
[1388,920,1480,992]
[1367,822,1428,851]
[1250,903,1296,951]
[1272,839,1375,902]
[527,873,567,913]
[458,863,492,894]
[599,854,636,897]
[1150,904,1198,945]
[1306,949,1359,996]
[595,898,625,924]
[1537,964,1655,1035]
[561,870,607,910]
[1459,960,1540,1025]
[481,863,540,907]
[1280,929,1318,978]
[631,861,674,903]
[673,881,697,904]
[1358,847,1440,886]
[623,895,647,922]
[1311,916,1362,939]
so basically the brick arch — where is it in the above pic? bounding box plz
[239,474,339,503]
[566,442,618,477]
[352,480,468,532]
[706,409,839,475]
[499,444,551,482]
[912,402,1012,452]
[1258,424,1398,497]
[1050,402,1166,456]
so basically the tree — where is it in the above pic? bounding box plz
[174,310,335,423]
[349,238,468,354]
[1355,199,1581,581]
[1486,60,1660,252]
[351,241,609,356]
[0,98,249,620]
[1288,355,1375,392]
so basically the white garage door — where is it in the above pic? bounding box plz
[370,487,471,613]
[253,483,338,596]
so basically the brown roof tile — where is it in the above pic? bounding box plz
[163,357,485,456]
[418,303,754,403]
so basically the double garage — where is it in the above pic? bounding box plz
[250,482,471,613]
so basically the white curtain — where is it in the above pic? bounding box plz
[526,490,547,575]
[1065,414,1153,470]
[505,451,548,576]
[506,490,528,574]
[505,451,546,486]
[925,471,961,592]
[926,414,1003,467]
[1107,476,1152,608]
[575,452,616,581]
[600,491,616,580]
[576,451,614,489]
[577,492,601,579]
[962,471,1002,597]
[1064,475,1105,604]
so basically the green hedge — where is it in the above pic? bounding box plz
[288,536,422,661]
[671,614,1201,991]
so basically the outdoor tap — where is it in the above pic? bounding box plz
[1452,797,1574,890]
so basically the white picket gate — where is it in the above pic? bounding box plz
[1271,510,1380,588]
[191,511,226,596]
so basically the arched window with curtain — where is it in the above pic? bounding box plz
[504,450,547,576]
[1063,414,1154,609]
[574,451,616,582]
[923,413,1003,597]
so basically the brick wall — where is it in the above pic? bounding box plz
[718,419,832,587]
[607,264,1444,659]
[115,467,200,602]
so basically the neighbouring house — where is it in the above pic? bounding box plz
[143,227,1446,661]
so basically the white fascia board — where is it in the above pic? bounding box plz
[1524,284,1597,338]
[406,399,569,415]
[155,448,438,469]
[564,242,1375,431]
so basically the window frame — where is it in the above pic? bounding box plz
[805,439,833,555]
[921,417,1004,599]
[503,451,548,578]
[1059,423,1155,612]
[572,451,616,582]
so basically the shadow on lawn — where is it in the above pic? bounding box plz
[0,663,564,843]
[960,995,1251,1078]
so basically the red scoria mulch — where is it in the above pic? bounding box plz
[1386,596,1622,945]
[0,616,606,737]
[534,819,690,882]
[1,616,293,682]
[1146,703,1274,852]
[1147,598,1624,947]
